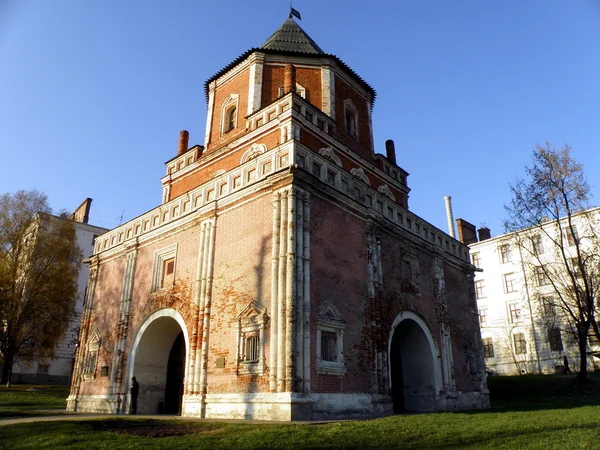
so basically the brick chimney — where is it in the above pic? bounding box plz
[478,226,491,241]
[456,218,478,245]
[284,64,296,94]
[178,130,189,156]
[385,140,397,165]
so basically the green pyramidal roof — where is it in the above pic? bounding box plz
[261,16,324,54]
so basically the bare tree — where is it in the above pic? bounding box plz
[505,143,600,382]
[0,190,82,386]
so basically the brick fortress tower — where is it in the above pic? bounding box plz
[67,15,489,420]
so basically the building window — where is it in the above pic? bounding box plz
[236,302,268,375]
[566,227,578,247]
[531,235,544,255]
[83,329,101,380]
[221,94,239,135]
[312,162,321,178]
[499,244,512,264]
[479,308,488,327]
[482,338,494,358]
[161,257,175,289]
[508,302,521,323]
[535,266,550,286]
[100,366,109,377]
[321,331,337,362]
[541,296,556,317]
[327,170,336,186]
[343,99,358,139]
[242,333,260,362]
[471,252,481,268]
[548,327,563,352]
[504,272,517,293]
[316,301,346,375]
[513,333,527,355]
[37,364,49,374]
[475,280,485,299]
[151,244,177,292]
[569,257,583,278]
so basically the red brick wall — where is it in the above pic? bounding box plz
[296,67,322,109]
[333,76,373,157]
[206,68,251,153]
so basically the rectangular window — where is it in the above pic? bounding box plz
[508,302,521,323]
[475,280,485,299]
[161,257,175,288]
[500,244,512,264]
[317,119,325,130]
[37,364,49,374]
[504,272,517,293]
[312,162,321,178]
[341,179,349,193]
[566,227,578,247]
[532,235,544,255]
[541,296,555,317]
[305,111,313,123]
[548,327,563,352]
[321,331,337,362]
[513,333,527,355]
[535,266,550,286]
[482,338,494,358]
[365,195,372,207]
[297,155,305,169]
[100,366,109,377]
[243,333,260,363]
[569,257,583,278]
[479,308,488,327]
[376,201,383,214]
[327,170,336,186]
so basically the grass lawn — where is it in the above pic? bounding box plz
[3,376,600,449]
[0,384,69,419]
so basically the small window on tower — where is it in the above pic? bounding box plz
[225,105,237,132]
[344,99,359,139]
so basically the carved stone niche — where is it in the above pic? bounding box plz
[241,143,267,164]
[82,328,101,382]
[236,302,269,375]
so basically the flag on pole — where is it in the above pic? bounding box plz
[291,7,301,20]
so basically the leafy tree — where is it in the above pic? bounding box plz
[0,190,82,386]
[505,143,600,382]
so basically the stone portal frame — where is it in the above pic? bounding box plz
[82,328,101,381]
[124,308,190,414]
[387,311,443,395]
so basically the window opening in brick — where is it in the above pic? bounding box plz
[321,331,337,362]
[482,338,494,358]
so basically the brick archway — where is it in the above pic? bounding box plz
[125,309,189,414]
[388,311,443,412]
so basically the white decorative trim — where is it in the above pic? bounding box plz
[82,328,101,381]
[351,167,371,186]
[241,143,267,164]
[378,184,395,201]
[151,243,177,292]
[318,147,342,167]
[211,169,226,179]
[236,302,268,375]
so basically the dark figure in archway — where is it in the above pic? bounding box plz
[130,377,139,414]
[564,356,572,374]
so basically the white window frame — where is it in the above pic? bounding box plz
[236,302,268,375]
[151,243,177,292]
[83,329,101,381]
[316,301,346,375]
[221,94,239,135]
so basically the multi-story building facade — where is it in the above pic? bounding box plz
[67,16,489,420]
[11,199,108,384]
[465,210,600,376]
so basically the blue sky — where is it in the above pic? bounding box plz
[2,0,600,238]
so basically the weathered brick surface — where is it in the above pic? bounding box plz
[333,75,372,157]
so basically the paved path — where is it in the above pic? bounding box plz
[0,411,338,427]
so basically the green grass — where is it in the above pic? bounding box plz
[0,384,70,419]
[3,377,600,449]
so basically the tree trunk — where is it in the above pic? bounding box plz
[576,321,589,383]
[1,352,14,387]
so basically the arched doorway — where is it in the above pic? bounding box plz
[127,309,188,415]
[388,312,442,413]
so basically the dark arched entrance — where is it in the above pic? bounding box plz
[164,331,185,414]
[130,314,187,415]
[390,318,436,413]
